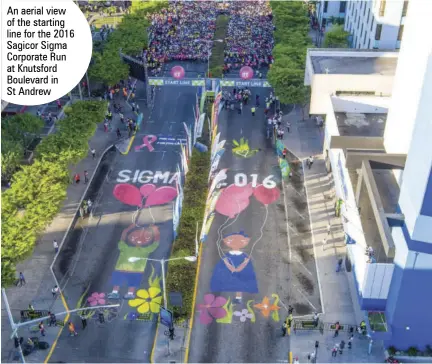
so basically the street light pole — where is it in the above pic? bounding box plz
[160,258,168,309]
[86,71,91,98]
[142,51,152,109]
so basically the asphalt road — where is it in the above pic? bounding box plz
[50,62,203,362]
[187,91,322,362]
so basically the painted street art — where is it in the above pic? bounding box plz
[197,293,281,325]
[116,169,180,184]
[197,176,282,325]
[108,183,177,300]
[75,286,122,323]
[135,134,187,152]
[232,138,259,158]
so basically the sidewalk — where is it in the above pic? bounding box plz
[1,94,138,363]
[282,108,385,362]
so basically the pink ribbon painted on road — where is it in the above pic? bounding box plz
[135,135,158,152]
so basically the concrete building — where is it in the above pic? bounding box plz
[315,0,347,29]
[344,0,408,49]
[315,0,408,50]
[304,0,432,350]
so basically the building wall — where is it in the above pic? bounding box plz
[331,95,390,113]
[310,74,394,114]
[317,0,345,27]
[345,0,405,50]
[385,227,432,349]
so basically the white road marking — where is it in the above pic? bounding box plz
[293,256,313,276]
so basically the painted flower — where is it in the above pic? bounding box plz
[233,309,253,322]
[197,294,227,324]
[87,292,106,306]
[254,296,280,318]
[129,287,162,313]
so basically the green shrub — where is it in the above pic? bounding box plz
[426,345,432,355]
[208,15,229,77]
[407,347,419,356]
[1,101,107,286]
[388,346,397,356]
[166,149,211,318]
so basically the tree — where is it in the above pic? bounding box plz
[1,140,22,182]
[323,25,350,48]
[1,113,44,148]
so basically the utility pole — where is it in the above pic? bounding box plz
[86,72,91,98]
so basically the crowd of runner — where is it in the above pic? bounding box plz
[142,1,274,75]
[223,2,274,74]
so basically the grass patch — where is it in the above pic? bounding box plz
[208,15,229,78]
[166,114,211,318]
[368,311,388,332]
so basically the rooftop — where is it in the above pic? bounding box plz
[311,55,398,75]
[372,169,400,214]
[335,112,387,137]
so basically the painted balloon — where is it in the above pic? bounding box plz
[215,184,253,218]
[113,184,142,207]
[239,66,254,80]
[171,65,185,80]
[253,184,280,205]
[140,184,156,198]
[144,186,178,207]
[224,183,254,200]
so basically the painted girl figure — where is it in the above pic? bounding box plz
[210,232,258,304]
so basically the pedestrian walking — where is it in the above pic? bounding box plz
[48,312,57,326]
[282,319,287,336]
[332,345,338,357]
[334,321,340,337]
[84,170,89,184]
[288,305,294,315]
[136,104,140,113]
[117,128,122,139]
[56,99,62,109]
[307,155,314,169]
[131,102,136,112]
[29,303,35,311]
[339,340,345,354]
[327,223,331,236]
[282,148,287,159]
[348,334,354,349]
[119,112,124,123]
[251,106,256,116]
[91,148,96,159]
[294,357,300,364]
[104,121,108,133]
[87,199,93,214]
[18,272,26,286]
[322,237,327,251]
[81,316,87,330]
[286,121,291,133]
[51,285,59,298]
[53,240,59,254]
[39,322,45,336]
[74,173,80,184]
[68,322,78,336]
[313,312,319,327]
[336,258,343,272]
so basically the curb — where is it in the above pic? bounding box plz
[45,142,116,363]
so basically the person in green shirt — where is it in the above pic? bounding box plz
[108,223,160,299]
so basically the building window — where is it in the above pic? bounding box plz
[364,2,367,15]
[361,24,364,40]
[402,1,408,16]
[375,24,382,40]
[340,1,347,13]
[397,25,404,41]
[379,0,386,16]
[324,1,328,13]
[371,18,374,31]
[363,31,367,46]
[367,8,370,24]
[368,38,371,48]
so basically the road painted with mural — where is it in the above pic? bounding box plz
[50,62,205,362]
[187,89,289,362]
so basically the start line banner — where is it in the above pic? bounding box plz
[149,77,271,88]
